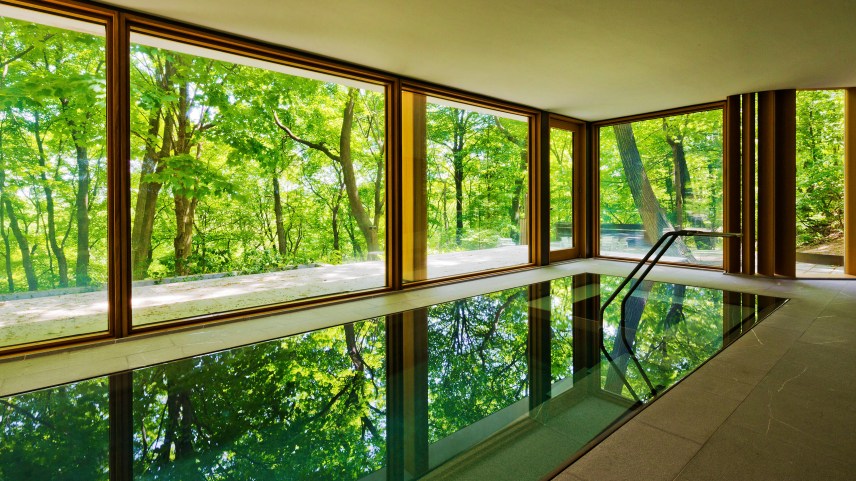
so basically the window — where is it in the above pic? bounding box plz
[795,90,844,276]
[598,109,724,266]
[402,91,531,282]
[129,34,387,326]
[548,117,581,261]
[0,5,108,347]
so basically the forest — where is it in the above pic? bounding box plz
[599,109,725,263]
[0,15,529,307]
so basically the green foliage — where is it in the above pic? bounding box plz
[796,90,844,248]
[599,110,723,252]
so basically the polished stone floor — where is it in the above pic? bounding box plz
[1,258,854,480]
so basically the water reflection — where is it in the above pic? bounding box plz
[0,378,109,481]
[132,319,386,480]
[0,274,784,481]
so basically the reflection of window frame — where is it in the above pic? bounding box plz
[547,115,585,263]
[592,102,726,269]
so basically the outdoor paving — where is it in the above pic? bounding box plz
[0,245,528,348]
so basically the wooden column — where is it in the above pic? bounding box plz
[774,91,796,277]
[585,124,598,258]
[845,89,856,274]
[536,112,551,265]
[110,13,132,336]
[401,309,429,477]
[401,91,428,282]
[756,90,796,277]
[724,95,742,273]
[742,93,756,275]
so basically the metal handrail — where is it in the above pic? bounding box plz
[600,230,742,399]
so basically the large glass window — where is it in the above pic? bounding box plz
[549,123,576,256]
[129,35,386,326]
[795,90,844,276]
[0,6,108,348]
[598,109,724,266]
[402,92,530,282]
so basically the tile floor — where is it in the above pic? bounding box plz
[1,258,854,480]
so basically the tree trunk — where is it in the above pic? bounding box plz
[3,199,37,291]
[663,126,691,229]
[604,280,652,394]
[33,115,68,287]
[272,175,287,256]
[344,323,365,372]
[613,124,696,261]
[131,58,175,279]
[509,150,527,231]
[173,194,196,276]
[170,80,196,276]
[453,150,465,246]
[273,88,379,257]
[0,123,13,292]
[331,201,341,251]
[74,145,91,286]
[338,89,379,256]
[1,211,13,293]
[60,96,93,287]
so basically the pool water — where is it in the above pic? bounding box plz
[0,274,785,480]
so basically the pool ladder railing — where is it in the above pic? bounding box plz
[599,229,742,401]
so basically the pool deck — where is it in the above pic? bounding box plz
[0,245,528,347]
[1,259,854,479]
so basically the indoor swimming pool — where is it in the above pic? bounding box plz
[0,274,785,480]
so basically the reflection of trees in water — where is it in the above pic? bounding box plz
[133,318,385,480]
[427,288,529,442]
[550,277,575,383]
[0,379,109,481]
[601,277,723,398]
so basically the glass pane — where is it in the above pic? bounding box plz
[0,6,108,347]
[599,110,724,266]
[550,128,574,251]
[795,90,844,276]
[402,94,529,282]
[129,35,386,326]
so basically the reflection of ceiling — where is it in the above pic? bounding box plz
[99,0,856,121]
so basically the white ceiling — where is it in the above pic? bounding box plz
[101,0,856,121]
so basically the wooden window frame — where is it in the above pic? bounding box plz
[0,0,551,357]
[398,82,541,288]
[591,102,727,270]
[547,115,586,263]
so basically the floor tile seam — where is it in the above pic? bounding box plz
[634,381,748,445]
[750,320,814,339]
[665,392,753,481]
